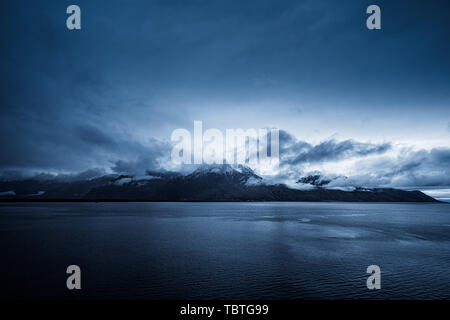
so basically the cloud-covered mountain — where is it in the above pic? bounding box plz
[1,1,450,201]
[1,127,450,200]
[0,164,438,202]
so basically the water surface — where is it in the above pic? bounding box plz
[1,202,449,299]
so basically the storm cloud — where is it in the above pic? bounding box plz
[336,147,450,188]
[271,131,450,189]
[279,130,391,165]
[1,0,450,190]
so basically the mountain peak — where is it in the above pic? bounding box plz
[297,173,347,187]
[187,164,263,186]
[191,164,237,176]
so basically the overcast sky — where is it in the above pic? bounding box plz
[1,0,450,195]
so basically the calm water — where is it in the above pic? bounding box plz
[1,202,449,299]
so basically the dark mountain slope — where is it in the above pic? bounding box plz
[0,165,439,202]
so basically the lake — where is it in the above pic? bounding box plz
[1,202,449,299]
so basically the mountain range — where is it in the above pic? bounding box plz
[0,164,439,202]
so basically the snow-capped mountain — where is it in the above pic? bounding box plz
[0,164,438,202]
[188,164,263,186]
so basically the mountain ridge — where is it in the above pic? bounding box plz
[0,165,440,202]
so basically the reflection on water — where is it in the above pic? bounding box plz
[1,202,449,299]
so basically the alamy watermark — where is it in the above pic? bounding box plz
[66,265,81,290]
[66,5,81,30]
[65,4,380,31]
[170,121,279,173]
[366,265,381,290]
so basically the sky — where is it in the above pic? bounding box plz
[1,0,450,197]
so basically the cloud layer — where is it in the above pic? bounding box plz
[1,1,450,192]
[2,125,449,192]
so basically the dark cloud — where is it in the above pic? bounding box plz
[289,140,391,164]
[75,125,117,148]
[2,126,450,189]
[324,147,450,188]
[385,148,450,186]
[67,168,108,181]
[272,131,450,189]
[0,168,107,182]
[1,0,450,190]
[109,138,172,175]
[278,130,391,166]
